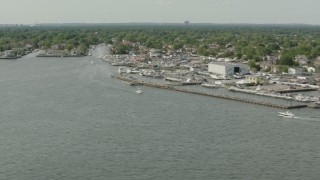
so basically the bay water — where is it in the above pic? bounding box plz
[0,50,320,180]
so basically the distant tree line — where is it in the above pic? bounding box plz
[1,24,320,66]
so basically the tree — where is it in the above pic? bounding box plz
[248,59,261,71]
[278,65,289,73]
[278,51,296,66]
[66,44,73,52]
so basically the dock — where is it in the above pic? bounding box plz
[170,82,202,86]
[111,75,308,109]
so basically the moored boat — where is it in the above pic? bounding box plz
[135,88,143,94]
[201,83,220,88]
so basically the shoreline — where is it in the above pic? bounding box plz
[36,54,85,58]
[0,57,20,60]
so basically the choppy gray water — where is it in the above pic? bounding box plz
[0,50,320,180]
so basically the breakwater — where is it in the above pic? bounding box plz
[111,75,307,109]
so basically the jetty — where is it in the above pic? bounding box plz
[111,75,307,109]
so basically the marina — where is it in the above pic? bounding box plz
[111,74,308,109]
[102,52,320,110]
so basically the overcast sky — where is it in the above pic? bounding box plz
[1,0,319,24]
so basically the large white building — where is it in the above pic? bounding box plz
[149,49,162,58]
[208,62,249,76]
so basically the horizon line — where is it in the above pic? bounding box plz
[1,22,320,26]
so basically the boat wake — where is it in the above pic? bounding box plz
[292,116,301,119]
[297,117,320,121]
[283,116,320,122]
[278,112,319,122]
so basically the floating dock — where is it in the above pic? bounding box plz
[111,75,308,109]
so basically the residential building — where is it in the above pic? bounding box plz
[149,49,162,58]
[295,55,309,65]
[245,75,265,85]
[288,67,305,75]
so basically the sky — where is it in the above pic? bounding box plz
[1,0,320,24]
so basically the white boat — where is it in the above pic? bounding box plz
[201,83,220,88]
[278,111,295,118]
[118,67,125,74]
[255,85,261,91]
[127,68,140,74]
[165,77,182,82]
[135,88,143,94]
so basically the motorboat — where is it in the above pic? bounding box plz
[135,88,143,94]
[278,111,295,118]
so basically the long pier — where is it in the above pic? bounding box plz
[111,75,307,109]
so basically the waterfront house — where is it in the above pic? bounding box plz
[305,66,316,73]
[3,50,15,58]
[259,61,273,71]
[315,57,320,68]
[51,44,65,50]
[288,67,305,75]
[266,55,279,64]
[245,74,265,85]
[190,65,201,72]
[295,55,309,65]
[149,49,162,58]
